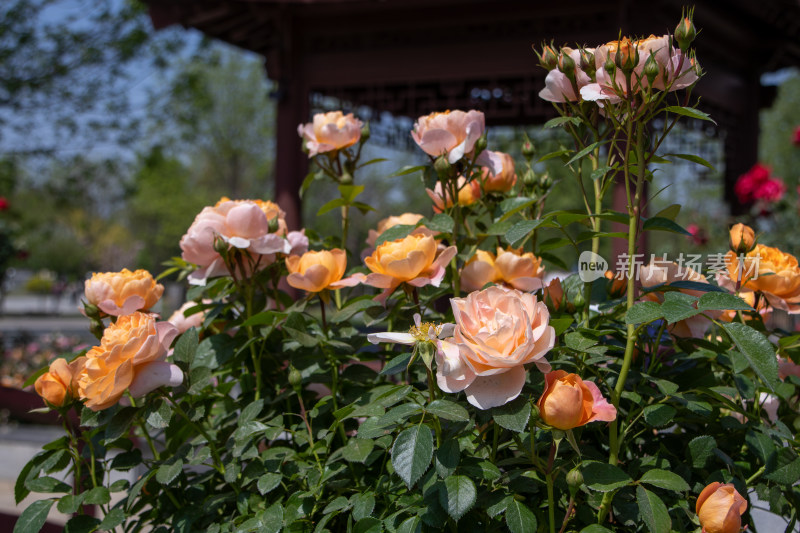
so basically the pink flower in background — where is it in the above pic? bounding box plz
[685,224,708,246]
[0,197,9,211]
[753,177,786,203]
[734,163,784,205]
[793,125,800,146]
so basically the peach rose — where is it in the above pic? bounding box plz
[297,111,363,157]
[537,370,616,430]
[167,301,206,334]
[286,249,350,293]
[729,223,756,254]
[355,233,457,303]
[539,47,595,103]
[180,198,292,285]
[477,151,517,193]
[724,245,800,313]
[543,277,566,312]
[412,110,485,164]
[461,248,545,292]
[34,357,86,407]
[779,357,800,381]
[581,35,697,102]
[84,269,164,317]
[426,176,481,213]
[604,270,627,298]
[436,286,554,409]
[78,312,181,411]
[365,213,435,248]
[696,482,747,533]
[639,261,720,338]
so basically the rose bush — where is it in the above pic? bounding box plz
[16,11,800,533]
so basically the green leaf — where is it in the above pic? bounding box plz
[566,141,601,165]
[549,317,573,336]
[380,352,413,376]
[426,213,455,233]
[299,170,320,198]
[638,469,689,492]
[257,473,282,495]
[665,153,715,169]
[13,499,55,533]
[173,327,199,364]
[505,219,546,246]
[581,462,632,492]
[642,404,676,428]
[396,516,422,533]
[375,224,415,247]
[721,322,780,390]
[338,184,365,202]
[426,399,470,422]
[505,499,537,533]
[145,400,172,429]
[317,197,347,215]
[625,301,663,325]
[434,439,460,478]
[342,439,375,463]
[388,165,426,178]
[660,292,700,324]
[104,406,138,443]
[765,457,800,485]
[491,396,531,432]
[636,486,671,533]
[642,216,690,235]
[688,435,716,468]
[239,399,264,426]
[746,430,776,466]
[83,486,110,505]
[391,425,434,488]
[564,331,598,351]
[439,475,476,521]
[580,526,614,533]
[63,515,101,533]
[99,508,126,530]
[156,460,183,485]
[351,493,376,521]
[664,105,717,124]
[497,198,537,221]
[331,298,381,323]
[538,149,570,162]
[353,517,383,533]
[543,116,581,128]
[668,280,725,293]
[25,476,71,494]
[57,493,86,514]
[259,504,284,533]
[697,292,753,312]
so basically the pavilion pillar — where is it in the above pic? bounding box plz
[272,15,308,231]
[723,71,761,216]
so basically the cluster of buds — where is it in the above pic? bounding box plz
[534,11,698,105]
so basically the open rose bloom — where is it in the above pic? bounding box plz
[180,198,294,285]
[84,268,164,316]
[412,110,485,163]
[436,286,554,409]
[722,244,800,313]
[286,249,353,294]
[365,213,434,248]
[539,47,594,102]
[35,357,86,407]
[461,247,545,292]
[78,312,181,411]
[297,111,363,157]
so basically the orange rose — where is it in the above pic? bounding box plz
[724,245,800,313]
[34,357,86,407]
[357,233,457,303]
[84,268,164,317]
[365,213,435,248]
[696,482,747,533]
[286,249,349,293]
[478,151,517,193]
[436,286,554,409]
[537,370,617,430]
[297,111,363,157]
[461,248,544,292]
[543,277,566,312]
[78,312,181,411]
[604,270,627,298]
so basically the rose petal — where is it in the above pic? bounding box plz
[464,366,526,410]
[128,361,184,398]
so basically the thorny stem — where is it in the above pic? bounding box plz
[546,441,558,533]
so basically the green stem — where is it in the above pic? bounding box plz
[747,465,766,485]
[341,205,350,249]
[546,442,558,533]
[165,396,226,478]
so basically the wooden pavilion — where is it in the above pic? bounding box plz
[146,0,800,230]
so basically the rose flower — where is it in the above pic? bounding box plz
[167,301,207,334]
[538,47,595,103]
[696,482,747,533]
[180,198,293,285]
[436,286,554,409]
[356,233,457,304]
[724,244,800,313]
[477,151,518,193]
[35,357,86,407]
[537,370,616,430]
[412,110,485,163]
[461,248,545,292]
[84,268,164,317]
[426,176,481,213]
[78,312,181,411]
[286,249,352,294]
[297,111,363,157]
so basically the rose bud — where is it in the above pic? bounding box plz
[696,482,747,533]
[728,223,755,254]
[675,12,697,52]
[536,42,559,71]
[557,48,576,78]
[537,370,616,430]
[35,357,86,407]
